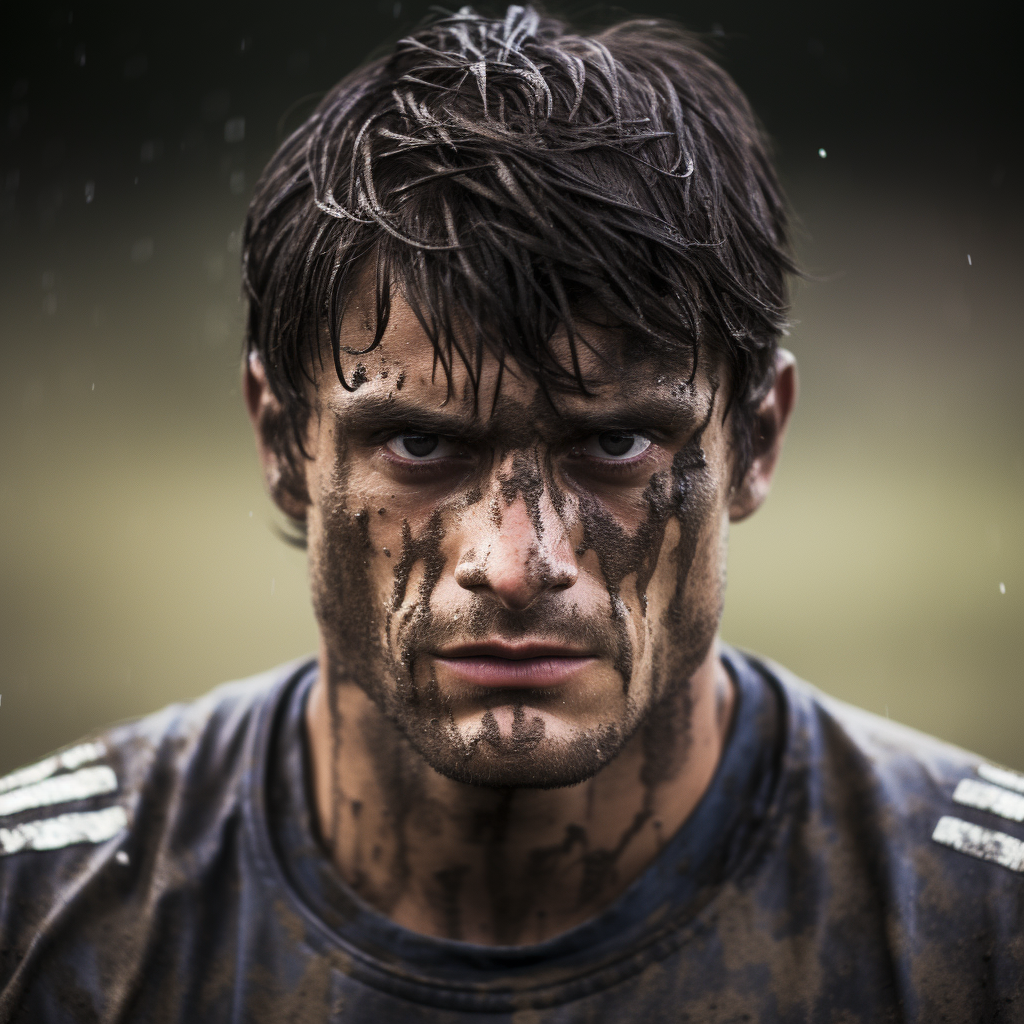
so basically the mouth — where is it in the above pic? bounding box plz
[431,641,598,688]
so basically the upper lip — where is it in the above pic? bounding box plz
[434,641,596,660]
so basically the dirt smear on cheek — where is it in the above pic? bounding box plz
[573,387,718,696]
[635,387,723,792]
[386,512,447,685]
[310,431,387,859]
[382,490,488,748]
[386,484,482,654]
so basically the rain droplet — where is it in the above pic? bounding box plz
[818,148,827,158]
[84,181,95,203]
[115,850,129,865]
[999,582,1006,594]
[967,254,972,266]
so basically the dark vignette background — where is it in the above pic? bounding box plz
[1,1,1021,775]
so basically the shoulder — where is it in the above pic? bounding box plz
[721,650,1024,1010]
[0,658,311,997]
[743,651,1024,940]
[761,652,1021,835]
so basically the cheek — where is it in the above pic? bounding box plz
[318,495,471,660]
[308,502,378,636]
[676,505,728,615]
[634,475,728,683]
[305,443,400,663]
[627,518,680,680]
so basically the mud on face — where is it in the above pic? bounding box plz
[306,350,727,793]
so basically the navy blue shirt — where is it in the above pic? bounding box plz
[1,648,1022,1022]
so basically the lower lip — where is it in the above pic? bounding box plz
[433,656,596,687]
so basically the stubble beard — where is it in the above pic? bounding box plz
[367,637,644,790]
[350,603,713,791]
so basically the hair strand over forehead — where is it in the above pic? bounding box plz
[242,4,796,478]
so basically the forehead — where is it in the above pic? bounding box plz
[325,281,709,435]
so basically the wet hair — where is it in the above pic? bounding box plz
[242,4,795,481]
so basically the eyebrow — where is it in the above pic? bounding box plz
[339,394,487,437]
[337,389,705,440]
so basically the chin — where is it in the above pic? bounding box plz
[401,705,629,789]
[420,744,615,790]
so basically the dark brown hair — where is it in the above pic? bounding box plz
[242,5,795,479]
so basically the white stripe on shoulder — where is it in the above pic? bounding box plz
[0,765,118,817]
[978,763,1024,796]
[0,741,107,796]
[932,815,1024,872]
[0,805,127,856]
[954,778,1024,824]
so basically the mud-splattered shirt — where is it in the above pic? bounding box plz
[1,648,1022,1022]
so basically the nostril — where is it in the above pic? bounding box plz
[454,547,489,590]
[551,564,578,590]
[455,563,489,590]
[527,546,577,592]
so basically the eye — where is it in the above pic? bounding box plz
[385,433,463,461]
[575,431,652,461]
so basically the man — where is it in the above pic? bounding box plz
[0,6,1021,1021]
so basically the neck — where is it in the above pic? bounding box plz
[304,643,734,946]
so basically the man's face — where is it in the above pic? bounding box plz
[297,290,737,789]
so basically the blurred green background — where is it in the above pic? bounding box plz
[1,1,1021,776]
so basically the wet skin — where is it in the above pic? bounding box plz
[245,291,796,945]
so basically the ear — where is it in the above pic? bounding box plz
[243,352,311,523]
[728,349,798,522]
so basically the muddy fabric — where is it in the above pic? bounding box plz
[0,649,1021,1022]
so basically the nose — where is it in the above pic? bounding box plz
[454,488,578,612]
